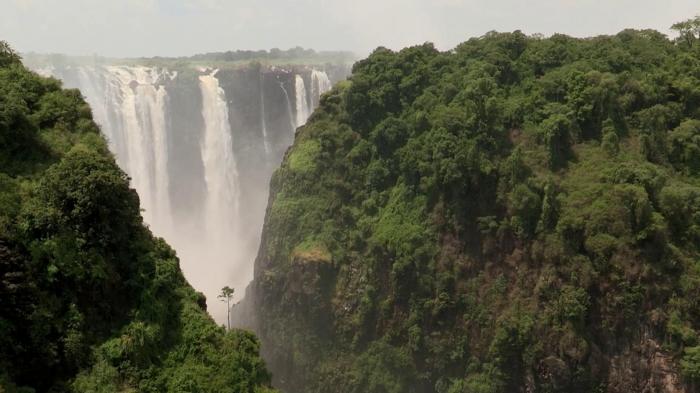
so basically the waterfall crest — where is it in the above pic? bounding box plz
[294,75,310,128]
[31,61,346,324]
[198,70,241,245]
[279,81,296,132]
[71,66,175,238]
[310,69,332,112]
[259,74,271,156]
[109,67,173,237]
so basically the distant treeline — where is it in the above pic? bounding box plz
[183,46,356,63]
[22,46,357,67]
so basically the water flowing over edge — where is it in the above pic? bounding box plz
[33,63,335,324]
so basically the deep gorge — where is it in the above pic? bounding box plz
[4,18,700,393]
[26,57,350,323]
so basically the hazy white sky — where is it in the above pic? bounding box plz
[1,0,698,58]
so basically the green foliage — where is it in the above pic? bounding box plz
[250,22,700,393]
[668,119,700,173]
[672,16,700,48]
[551,285,590,323]
[351,342,416,393]
[601,119,620,155]
[289,139,322,173]
[0,43,274,392]
[540,114,572,169]
[508,184,541,237]
[659,184,700,241]
[0,41,21,68]
[681,346,700,380]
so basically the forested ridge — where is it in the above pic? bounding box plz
[0,42,275,393]
[245,19,700,392]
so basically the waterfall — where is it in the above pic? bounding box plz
[198,70,241,245]
[310,69,332,112]
[45,65,175,239]
[259,74,271,156]
[279,81,297,132]
[75,67,108,132]
[294,74,310,128]
[29,60,347,325]
[73,67,128,167]
[105,66,173,237]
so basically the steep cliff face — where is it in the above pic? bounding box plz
[25,56,351,323]
[240,31,700,393]
[0,44,276,392]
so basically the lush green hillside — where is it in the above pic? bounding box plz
[0,42,275,393]
[245,21,700,393]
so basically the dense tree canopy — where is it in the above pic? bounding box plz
[249,20,700,393]
[0,41,275,393]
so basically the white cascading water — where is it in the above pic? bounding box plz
[106,66,173,238]
[199,69,240,238]
[32,62,337,325]
[259,75,271,156]
[279,81,297,132]
[310,69,332,112]
[71,66,174,239]
[294,74,310,128]
[75,68,108,134]
[190,70,244,322]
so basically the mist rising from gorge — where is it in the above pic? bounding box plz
[27,55,350,323]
